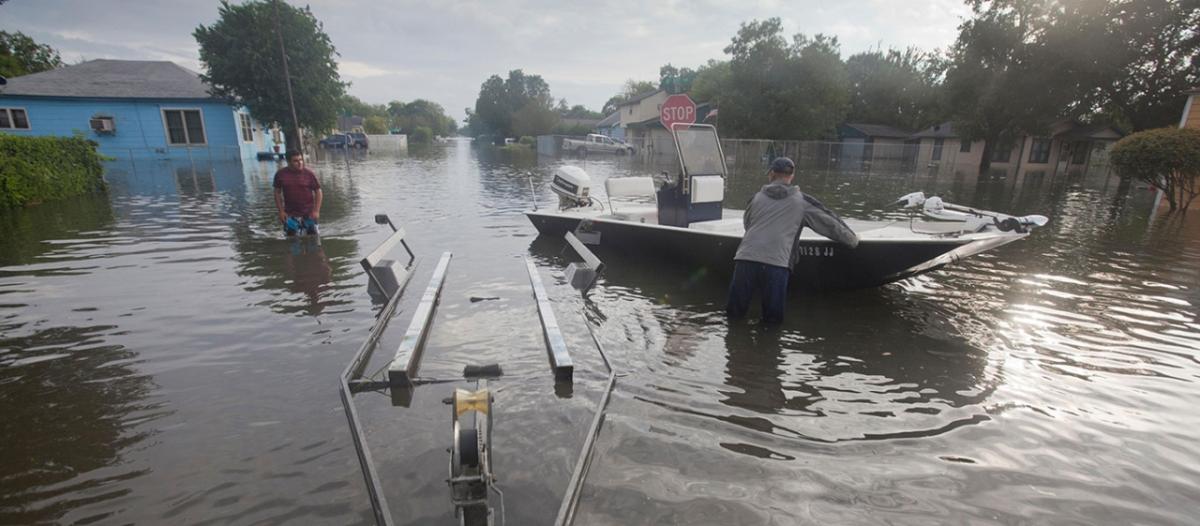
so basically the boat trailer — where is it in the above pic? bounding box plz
[340,216,613,525]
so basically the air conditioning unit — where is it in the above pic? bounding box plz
[90,117,115,134]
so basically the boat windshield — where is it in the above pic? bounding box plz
[673,125,726,177]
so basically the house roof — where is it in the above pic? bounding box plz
[596,111,620,128]
[841,123,912,138]
[0,59,216,100]
[910,122,957,139]
[617,89,664,107]
[1055,123,1124,140]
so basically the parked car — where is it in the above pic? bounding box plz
[562,134,635,156]
[347,132,369,149]
[318,133,352,148]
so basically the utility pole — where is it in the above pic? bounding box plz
[273,0,304,157]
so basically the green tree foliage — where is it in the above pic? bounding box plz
[388,99,457,140]
[845,48,946,131]
[947,0,1200,169]
[719,18,849,139]
[1076,0,1200,131]
[363,115,388,134]
[0,31,63,78]
[558,101,602,119]
[337,94,387,122]
[659,64,699,94]
[689,60,733,106]
[409,126,433,144]
[1111,127,1200,212]
[194,0,346,149]
[601,80,658,115]
[468,70,558,143]
[0,135,105,210]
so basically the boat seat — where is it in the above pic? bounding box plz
[608,205,659,224]
[605,177,658,218]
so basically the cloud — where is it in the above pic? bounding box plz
[1,0,971,121]
[339,61,409,79]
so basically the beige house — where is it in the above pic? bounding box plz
[911,119,1122,174]
[617,89,676,160]
[1181,88,1199,129]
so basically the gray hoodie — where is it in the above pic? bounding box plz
[734,182,859,268]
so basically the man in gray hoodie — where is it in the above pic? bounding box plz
[727,157,859,324]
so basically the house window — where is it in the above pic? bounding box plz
[990,140,1012,163]
[1028,137,1052,163]
[0,108,31,129]
[239,113,254,142]
[162,109,206,145]
[960,139,971,153]
[931,138,944,161]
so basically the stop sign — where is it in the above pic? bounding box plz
[660,94,696,130]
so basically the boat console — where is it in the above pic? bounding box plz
[656,124,728,227]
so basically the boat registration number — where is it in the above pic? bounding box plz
[796,246,835,257]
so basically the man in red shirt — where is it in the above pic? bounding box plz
[273,151,323,236]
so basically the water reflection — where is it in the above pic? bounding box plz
[3,142,1199,524]
[0,324,165,524]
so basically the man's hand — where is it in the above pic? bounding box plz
[310,210,320,221]
[278,210,287,223]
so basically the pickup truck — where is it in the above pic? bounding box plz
[562,134,635,156]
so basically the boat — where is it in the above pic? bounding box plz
[525,124,1048,291]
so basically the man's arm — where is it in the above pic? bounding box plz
[312,189,323,220]
[274,188,286,223]
[801,194,859,248]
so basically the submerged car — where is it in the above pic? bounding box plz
[347,132,369,149]
[319,133,352,148]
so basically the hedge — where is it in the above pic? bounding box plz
[0,134,106,210]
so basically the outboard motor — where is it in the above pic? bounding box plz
[551,166,593,209]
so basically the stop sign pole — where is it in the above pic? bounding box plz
[660,94,697,130]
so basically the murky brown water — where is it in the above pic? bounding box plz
[2,142,1198,525]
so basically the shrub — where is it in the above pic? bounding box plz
[0,135,106,210]
[518,135,535,146]
[409,126,433,144]
[1110,127,1200,212]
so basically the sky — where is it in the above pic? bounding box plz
[2,0,973,122]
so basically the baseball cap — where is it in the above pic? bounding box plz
[770,157,795,174]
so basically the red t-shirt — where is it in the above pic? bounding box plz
[273,166,321,217]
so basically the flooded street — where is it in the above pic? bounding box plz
[2,142,1199,524]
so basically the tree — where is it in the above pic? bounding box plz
[469,69,557,142]
[689,60,732,106]
[601,79,658,114]
[946,0,1200,170]
[1085,0,1200,131]
[845,48,945,131]
[718,18,849,139]
[944,0,1069,170]
[1111,127,1200,212]
[388,99,456,140]
[559,103,602,119]
[194,0,345,150]
[659,63,699,94]
[0,31,63,78]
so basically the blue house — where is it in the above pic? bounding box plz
[0,59,282,161]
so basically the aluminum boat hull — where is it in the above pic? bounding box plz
[526,210,1025,291]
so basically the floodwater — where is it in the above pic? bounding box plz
[2,142,1199,525]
